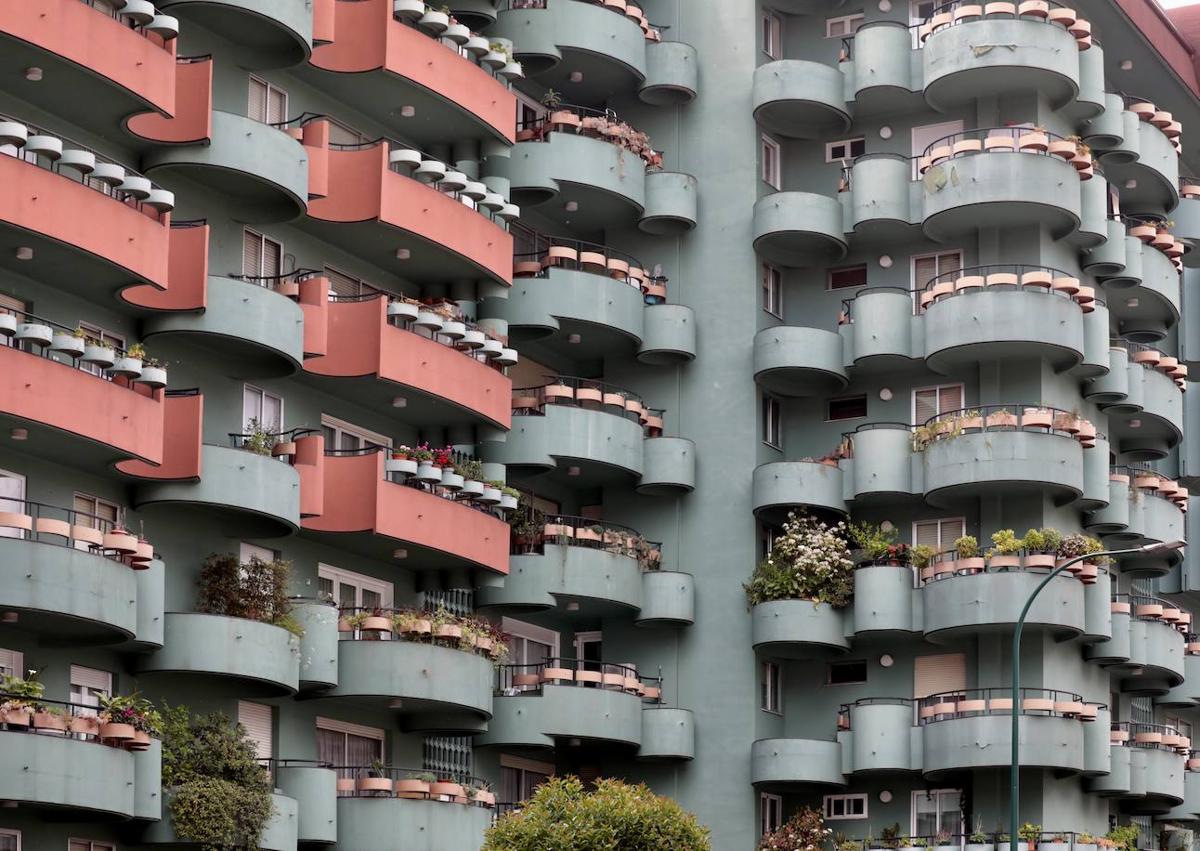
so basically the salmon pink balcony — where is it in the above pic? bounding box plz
[0,122,172,295]
[305,0,515,144]
[0,314,166,473]
[303,293,511,429]
[0,0,176,134]
[302,448,509,576]
[304,137,513,288]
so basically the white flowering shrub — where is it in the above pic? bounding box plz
[757,805,834,851]
[744,511,854,608]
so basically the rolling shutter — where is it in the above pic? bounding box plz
[247,77,267,122]
[913,653,966,699]
[242,229,262,277]
[238,701,273,761]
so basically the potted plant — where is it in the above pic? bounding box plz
[882,824,903,850]
[1,672,44,726]
[393,0,425,20]
[481,40,508,70]
[361,608,392,635]
[413,444,440,482]
[136,357,168,388]
[479,480,503,506]
[988,529,1022,569]
[342,611,368,634]
[743,512,854,608]
[111,342,145,377]
[473,780,496,806]
[357,759,394,794]
[440,464,465,492]
[97,693,137,742]
[386,445,418,478]
[32,704,68,733]
[396,770,435,799]
[418,3,450,33]
[392,609,432,638]
[1040,835,1070,851]
[1017,823,1041,851]
[81,335,116,368]
[1056,533,1093,575]
[243,418,278,456]
[498,486,520,512]
[70,711,101,737]
[431,775,465,800]
[443,17,470,44]
[958,409,983,431]
[1077,833,1098,851]
[471,619,494,653]
[954,535,984,573]
[848,520,898,565]
[431,607,462,643]
[985,407,1017,429]
[912,544,937,578]
[1022,528,1060,569]
[14,317,52,347]
[50,325,87,358]
[910,840,928,849]
[934,830,957,851]
[966,822,994,851]
[457,458,485,498]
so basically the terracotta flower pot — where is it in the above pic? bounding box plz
[395,779,431,799]
[100,721,135,741]
[130,730,151,750]
[403,619,432,636]
[957,557,985,573]
[33,711,67,732]
[434,625,462,640]
[336,777,356,794]
[1024,553,1056,569]
[337,618,353,632]
[474,790,496,806]
[357,776,394,794]
[985,411,1017,429]
[989,554,1021,570]
[474,636,493,652]
[70,715,100,737]
[431,781,464,799]
[362,616,392,633]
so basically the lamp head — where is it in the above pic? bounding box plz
[1139,539,1186,555]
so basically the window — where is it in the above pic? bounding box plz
[248,75,287,125]
[760,793,784,836]
[760,661,781,713]
[320,416,390,453]
[242,228,282,278]
[911,250,962,292]
[0,829,18,851]
[243,384,283,433]
[761,263,783,317]
[239,701,273,762]
[828,265,869,290]
[909,0,936,45]
[913,518,966,553]
[73,493,121,543]
[761,135,781,189]
[76,323,124,377]
[316,717,385,788]
[68,842,114,851]
[502,617,559,667]
[827,659,868,685]
[0,472,24,541]
[826,138,866,163]
[911,121,963,177]
[824,793,868,820]
[912,789,962,836]
[762,10,783,58]
[826,13,864,36]
[0,648,23,679]
[501,755,554,804]
[762,395,782,448]
[324,266,374,299]
[514,90,548,134]
[240,542,276,565]
[912,384,964,426]
[327,119,368,147]
[827,395,868,421]
[69,666,112,712]
[913,653,966,699]
[318,564,394,612]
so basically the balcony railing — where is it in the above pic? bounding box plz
[497,0,664,41]
[511,513,662,568]
[919,403,1102,446]
[1121,94,1184,144]
[511,376,663,433]
[1110,339,1188,384]
[1110,721,1191,752]
[514,103,662,169]
[496,658,663,702]
[0,498,152,566]
[1111,465,1189,506]
[919,263,1099,313]
[228,427,318,463]
[0,693,157,749]
[918,687,1101,724]
[0,112,173,219]
[918,0,1093,49]
[327,762,495,805]
[77,0,178,49]
[390,0,521,86]
[510,223,666,299]
[1114,594,1191,630]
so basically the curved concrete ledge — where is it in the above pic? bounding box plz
[478,687,643,748]
[143,275,304,377]
[753,191,847,267]
[921,570,1085,640]
[751,738,845,787]
[293,600,339,689]
[846,702,917,771]
[159,0,312,66]
[494,0,646,80]
[136,612,300,694]
[1160,653,1200,706]
[849,154,915,234]
[133,443,301,538]
[0,537,140,644]
[477,544,642,613]
[846,287,918,364]
[923,714,1084,774]
[142,110,308,223]
[260,793,299,851]
[639,708,695,760]
[335,796,492,851]
[495,133,646,214]
[923,18,1080,110]
[641,41,698,105]
[753,60,850,140]
[489,268,644,347]
[482,404,645,476]
[849,22,914,98]
[848,426,914,497]
[638,437,695,495]
[277,765,338,844]
[637,571,695,626]
[640,171,698,235]
[639,304,697,365]
[753,461,847,519]
[754,326,848,397]
[922,431,1084,507]
[0,732,140,816]
[854,565,915,633]
[752,599,849,658]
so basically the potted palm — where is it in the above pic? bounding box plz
[396,770,434,799]
[50,325,87,358]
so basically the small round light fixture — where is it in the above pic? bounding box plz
[395,248,411,260]
[399,105,416,118]
[879,653,895,668]
[14,247,32,261]
[879,0,892,10]
[879,126,893,140]
[9,428,27,441]
[1124,178,1138,190]
[880,521,895,533]
[392,396,407,408]
[566,601,580,611]
[564,201,579,212]
[567,333,582,344]
[24,67,42,82]
[392,548,408,559]
[1120,59,1134,71]
[569,71,584,83]
[567,465,581,476]
[879,387,894,401]
[879,790,893,803]
[879,254,893,268]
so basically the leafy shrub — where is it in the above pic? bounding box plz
[744,511,854,607]
[484,776,710,851]
[758,806,832,851]
[198,553,301,636]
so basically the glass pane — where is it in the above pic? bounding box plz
[914,793,939,836]
[318,576,334,601]
[262,394,282,432]
[937,790,961,831]
[361,589,382,610]
[243,386,262,430]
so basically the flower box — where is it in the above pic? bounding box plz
[431,781,464,799]
[357,776,394,794]
[396,778,430,799]
[100,721,135,741]
[50,332,86,358]
[32,711,67,732]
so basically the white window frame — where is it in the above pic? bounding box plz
[910,249,962,291]
[762,262,783,318]
[762,394,783,449]
[825,137,865,163]
[0,648,23,679]
[318,563,394,609]
[910,788,963,837]
[502,617,560,662]
[242,228,283,278]
[573,630,602,661]
[912,518,966,551]
[0,829,18,851]
[68,841,114,851]
[761,134,782,189]
[760,660,781,714]
[911,382,965,426]
[320,415,391,453]
[69,666,112,711]
[238,700,274,762]
[825,13,864,37]
[243,384,284,433]
[762,9,783,58]
[760,793,784,836]
[824,792,869,821]
[248,75,288,125]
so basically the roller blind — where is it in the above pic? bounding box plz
[247,77,267,122]
[238,701,273,761]
[913,653,966,699]
[70,665,113,694]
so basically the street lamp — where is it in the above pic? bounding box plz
[1009,539,1187,851]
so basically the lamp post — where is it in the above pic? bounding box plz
[1009,539,1187,851]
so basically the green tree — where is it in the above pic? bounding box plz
[484,776,710,851]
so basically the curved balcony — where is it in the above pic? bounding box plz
[480,379,654,486]
[839,698,918,772]
[141,274,308,378]
[920,404,1092,508]
[853,563,916,633]
[136,612,300,695]
[751,599,849,658]
[753,460,847,523]
[144,791,296,846]
[0,123,171,294]
[639,707,695,760]
[641,171,698,235]
[302,448,509,575]
[754,326,848,397]
[494,0,650,95]
[1164,768,1200,821]
[1100,470,1186,574]
[847,22,916,106]
[306,137,512,288]
[1100,103,1181,214]
[292,600,339,690]
[1176,178,1200,267]
[0,316,166,471]
[919,265,1091,372]
[641,41,698,106]
[920,687,1091,776]
[753,60,850,140]
[327,629,494,734]
[307,0,514,144]
[638,436,695,495]
[0,506,159,644]
[132,438,307,538]
[641,304,697,364]
[478,660,660,750]
[1160,651,1200,707]
[1123,599,1186,695]
[1086,723,1186,812]
[0,698,154,818]
[751,738,845,788]
[846,154,917,239]
[0,0,176,132]
[1105,345,1184,461]
[477,517,653,615]
[336,793,492,851]
[1098,236,1180,341]
[275,762,338,845]
[302,293,511,429]
[841,287,918,368]
[920,564,1087,641]
[921,7,1083,110]
[637,570,695,626]
[141,110,308,223]
[159,0,308,67]
[919,128,1085,241]
[845,423,916,498]
[753,191,847,267]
